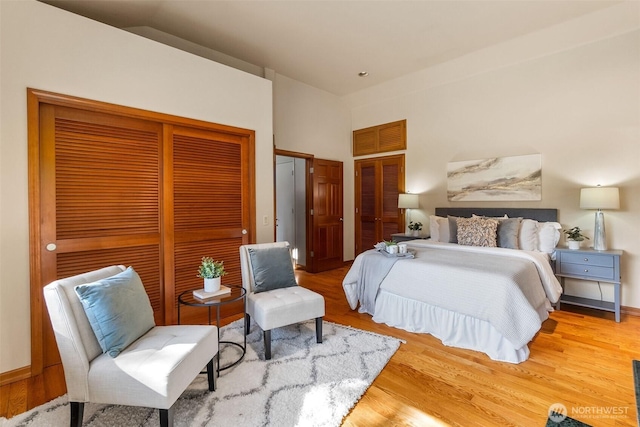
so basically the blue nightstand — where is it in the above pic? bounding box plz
[555,247,622,322]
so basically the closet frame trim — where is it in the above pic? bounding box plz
[27,88,256,375]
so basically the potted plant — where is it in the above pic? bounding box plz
[197,256,226,292]
[563,227,589,250]
[408,221,423,237]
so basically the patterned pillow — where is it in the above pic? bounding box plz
[471,214,519,249]
[456,217,499,247]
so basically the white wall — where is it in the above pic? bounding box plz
[271,73,354,261]
[0,1,273,373]
[345,7,640,308]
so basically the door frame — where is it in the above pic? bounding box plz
[273,148,314,270]
[28,88,256,375]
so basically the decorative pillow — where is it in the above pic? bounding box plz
[248,246,298,293]
[537,221,562,254]
[448,216,460,244]
[519,219,539,251]
[429,215,449,243]
[497,217,522,249]
[75,267,155,358]
[456,217,498,247]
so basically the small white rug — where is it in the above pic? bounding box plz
[1,320,401,427]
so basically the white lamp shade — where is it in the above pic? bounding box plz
[398,193,419,209]
[580,187,620,210]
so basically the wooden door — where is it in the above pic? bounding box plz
[355,159,378,254]
[354,154,405,256]
[309,159,343,272]
[167,126,252,324]
[35,104,164,370]
[379,156,404,241]
[29,89,255,374]
[353,120,406,156]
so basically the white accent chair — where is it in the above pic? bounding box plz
[239,242,325,359]
[43,265,219,427]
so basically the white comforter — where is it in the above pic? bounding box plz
[343,241,562,351]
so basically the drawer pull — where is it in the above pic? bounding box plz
[584,269,589,273]
[584,258,589,262]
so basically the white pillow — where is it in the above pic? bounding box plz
[519,219,539,251]
[429,215,440,241]
[429,215,449,243]
[537,221,561,254]
[518,219,561,253]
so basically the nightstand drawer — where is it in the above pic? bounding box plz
[558,263,615,281]
[559,252,614,268]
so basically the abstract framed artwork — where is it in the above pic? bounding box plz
[447,154,541,201]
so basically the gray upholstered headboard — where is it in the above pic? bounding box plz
[434,207,557,223]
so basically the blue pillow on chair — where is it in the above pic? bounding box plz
[75,266,155,357]
[248,247,298,293]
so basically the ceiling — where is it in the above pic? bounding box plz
[41,0,622,96]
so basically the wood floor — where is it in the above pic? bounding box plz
[2,264,639,426]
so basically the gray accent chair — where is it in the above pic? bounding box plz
[239,242,325,359]
[43,265,219,427]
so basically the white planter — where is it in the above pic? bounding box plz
[567,240,581,250]
[411,230,420,237]
[204,277,221,293]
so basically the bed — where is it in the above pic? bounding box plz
[342,207,563,363]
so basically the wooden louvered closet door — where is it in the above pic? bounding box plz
[29,89,255,373]
[38,105,164,368]
[354,154,405,256]
[355,159,378,254]
[167,126,250,324]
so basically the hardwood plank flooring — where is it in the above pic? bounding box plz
[1,264,638,426]
[300,265,639,427]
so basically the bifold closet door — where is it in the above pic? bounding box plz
[355,159,378,255]
[354,154,404,256]
[37,104,164,368]
[167,126,252,324]
[31,90,256,372]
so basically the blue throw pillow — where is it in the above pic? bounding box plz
[448,215,460,243]
[248,247,298,293]
[75,267,155,357]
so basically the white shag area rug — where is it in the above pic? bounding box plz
[1,319,401,427]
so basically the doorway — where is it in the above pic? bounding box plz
[274,149,344,272]
[275,154,307,267]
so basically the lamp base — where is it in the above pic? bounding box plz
[593,210,607,251]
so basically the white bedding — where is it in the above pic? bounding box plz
[342,241,562,363]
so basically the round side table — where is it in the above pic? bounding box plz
[177,286,246,373]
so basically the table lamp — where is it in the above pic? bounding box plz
[580,186,619,251]
[398,193,419,232]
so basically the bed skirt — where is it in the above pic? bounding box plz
[372,290,538,363]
